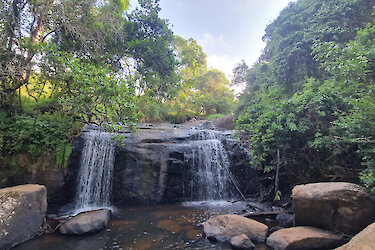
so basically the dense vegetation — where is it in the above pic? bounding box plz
[0,0,233,179]
[235,0,375,196]
[139,35,234,123]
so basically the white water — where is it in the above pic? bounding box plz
[74,130,115,210]
[190,130,236,201]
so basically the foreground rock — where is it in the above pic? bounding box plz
[293,182,375,235]
[59,209,111,235]
[203,214,268,243]
[230,234,255,249]
[0,184,47,250]
[336,222,375,249]
[266,226,347,250]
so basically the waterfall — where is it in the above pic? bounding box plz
[189,130,236,201]
[74,130,115,209]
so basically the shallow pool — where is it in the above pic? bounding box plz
[14,201,269,250]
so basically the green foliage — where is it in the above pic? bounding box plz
[56,143,73,168]
[138,36,235,123]
[237,79,351,177]
[0,0,177,176]
[192,70,235,116]
[236,0,375,193]
[0,112,82,157]
[274,190,282,201]
[261,0,373,91]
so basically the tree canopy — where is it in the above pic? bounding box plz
[0,0,178,175]
[235,0,375,196]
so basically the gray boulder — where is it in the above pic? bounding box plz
[59,209,111,235]
[0,184,47,250]
[230,234,255,249]
[336,222,375,249]
[266,226,347,250]
[203,214,268,243]
[293,182,375,235]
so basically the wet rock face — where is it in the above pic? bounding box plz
[59,209,111,235]
[113,143,172,205]
[293,182,375,235]
[67,124,260,206]
[0,184,47,250]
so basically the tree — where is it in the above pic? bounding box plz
[313,21,375,191]
[235,0,375,196]
[0,0,177,162]
[261,0,373,92]
[192,69,234,115]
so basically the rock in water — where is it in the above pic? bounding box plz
[231,234,255,249]
[203,214,268,243]
[266,226,347,250]
[336,222,375,249]
[293,182,375,235]
[0,184,47,250]
[59,209,111,235]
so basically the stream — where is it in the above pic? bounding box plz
[14,201,269,250]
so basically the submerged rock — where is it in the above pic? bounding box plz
[266,226,347,250]
[0,184,47,250]
[293,182,375,235]
[230,234,255,249]
[203,214,268,243]
[59,209,111,235]
[336,222,375,249]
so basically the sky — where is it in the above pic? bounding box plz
[130,0,296,81]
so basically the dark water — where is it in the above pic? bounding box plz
[14,201,269,250]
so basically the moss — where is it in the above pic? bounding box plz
[139,159,156,197]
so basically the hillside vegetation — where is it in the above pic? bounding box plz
[234,0,375,197]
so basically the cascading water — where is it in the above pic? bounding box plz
[74,129,115,210]
[188,130,237,201]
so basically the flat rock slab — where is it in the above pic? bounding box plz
[59,209,111,235]
[0,184,47,250]
[266,226,347,250]
[203,214,268,243]
[293,182,375,235]
[336,222,375,249]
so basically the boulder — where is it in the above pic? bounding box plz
[230,234,255,249]
[0,184,47,250]
[59,209,111,235]
[293,182,375,235]
[336,222,375,249]
[203,214,268,243]
[266,226,347,250]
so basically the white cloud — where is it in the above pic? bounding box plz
[199,33,230,51]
